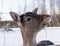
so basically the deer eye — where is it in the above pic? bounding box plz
[25,16,32,22]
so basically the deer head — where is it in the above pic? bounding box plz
[10,8,50,46]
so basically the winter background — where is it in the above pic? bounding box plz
[0,0,60,46]
[0,27,60,46]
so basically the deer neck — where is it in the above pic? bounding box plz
[20,28,37,46]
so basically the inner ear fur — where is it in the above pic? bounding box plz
[10,12,20,21]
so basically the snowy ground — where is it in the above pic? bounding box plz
[0,27,60,46]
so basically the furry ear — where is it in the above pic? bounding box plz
[32,8,38,14]
[10,12,22,27]
[10,12,20,21]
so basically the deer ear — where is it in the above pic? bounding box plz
[10,12,20,21]
[32,8,38,14]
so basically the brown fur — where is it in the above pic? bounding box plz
[10,8,50,46]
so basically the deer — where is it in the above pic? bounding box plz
[10,8,50,46]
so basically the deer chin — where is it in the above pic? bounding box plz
[43,17,50,24]
[39,17,50,30]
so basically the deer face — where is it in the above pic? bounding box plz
[10,8,50,46]
[10,10,50,34]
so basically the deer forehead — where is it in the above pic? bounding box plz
[20,12,50,22]
[20,12,46,21]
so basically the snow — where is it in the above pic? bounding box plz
[0,28,23,46]
[36,27,60,45]
[0,27,60,46]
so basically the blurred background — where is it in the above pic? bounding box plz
[0,0,60,46]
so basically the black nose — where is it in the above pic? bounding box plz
[46,15,51,19]
[47,15,51,17]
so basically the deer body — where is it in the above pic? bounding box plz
[10,8,50,46]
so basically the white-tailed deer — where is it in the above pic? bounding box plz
[10,8,50,46]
